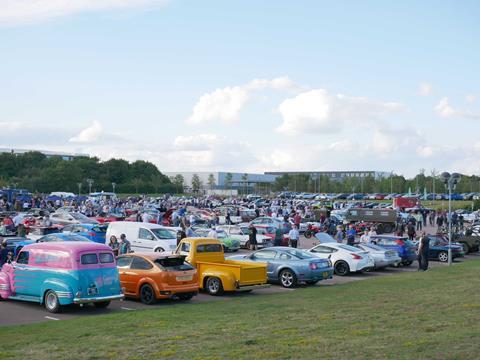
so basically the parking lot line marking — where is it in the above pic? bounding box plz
[121,307,136,311]
[44,316,60,321]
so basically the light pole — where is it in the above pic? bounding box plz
[390,171,393,194]
[112,182,116,194]
[440,172,461,265]
[86,179,94,194]
[77,182,82,196]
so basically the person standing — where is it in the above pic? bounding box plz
[248,224,258,251]
[176,229,186,246]
[407,222,416,241]
[274,227,283,247]
[0,241,9,267]
[335,225,344,243]
[108,235,119,256]
[346,225,356,246]
[288,225,300,248]
[119,234,131,255]
[207,227,218,238]
[417,232,430,271]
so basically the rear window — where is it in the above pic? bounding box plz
[81,254,98,265]
[339,245,361,252]
[99,253,114,263]
[155,258,194,271]
[92,225,108,233]
[197,244,223,253]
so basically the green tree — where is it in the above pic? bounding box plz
[208,173,216,190]
[172,174,185,194]
[225,173,233,190]
[191,174,202,193]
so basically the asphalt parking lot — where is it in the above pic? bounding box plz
[1,235,478,327]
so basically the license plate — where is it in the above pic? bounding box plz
[176,275,193,281]
[322,271,330,279]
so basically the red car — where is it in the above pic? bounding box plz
[253,225,289,246]
[92,212,125,224]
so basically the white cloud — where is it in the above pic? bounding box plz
[0,0,168,26]
[466,94,476,103]
[187,76,301,125]
[370,126,423,155]
[435,97,480,119]
[276,89,403,135]
[69,121,103,143]
[418,82,432,96]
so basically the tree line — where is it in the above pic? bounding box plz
[0,151,176,194]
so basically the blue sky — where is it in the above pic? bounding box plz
[1,0,479,177]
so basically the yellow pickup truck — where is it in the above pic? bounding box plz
[175,237,269,295]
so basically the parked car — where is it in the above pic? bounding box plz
[307,243,375,276]
[26,225,64,241]
[191,228,241,252]
[92,212,125,224]
[37,233,93,243]
[61,223,108,243]
[0,242,124,312]
[354,243,401,269]
[175,238,268,295]
[369,235,417,266]
[250,217,292,234]
[217,225,271,248]
[228,247,333,288]
[117,253,198,304]
[106,221,177,253]
[0,236,33,257]
[50,211,99,226]
[425,235,465,262]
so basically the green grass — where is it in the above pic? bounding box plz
[1,261,480,360]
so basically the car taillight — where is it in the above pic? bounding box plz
[88,232,96,237]
[395,240,405,246]
[351,253,362,260]
[309,262,317,270]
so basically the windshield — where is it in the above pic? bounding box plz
[151,228,176,239]
[283,249,315,259]
[216,231,227,239]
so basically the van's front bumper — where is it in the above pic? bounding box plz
[73,294,124,304]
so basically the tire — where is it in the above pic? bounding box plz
[140,284,157,305]
[178,293,193,301]
[376,224,384,234]
[279,269,297,288]
[304,231,312,239]
[205,277,224,296]
[154,248,164,253]
[334,261,350,276]
[438,251,448,262]
[306,280,319,285]
[403,261,413,266]
[44,290,61,313]
[461,243,469,254]
[382,224,393,233]
[94,301,111,309]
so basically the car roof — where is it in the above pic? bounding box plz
[119,253,185,261]
[22,241,111,253]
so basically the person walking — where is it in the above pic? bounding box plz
[417,232,430,271]
[248,224,258,251]
[288,224,300,248]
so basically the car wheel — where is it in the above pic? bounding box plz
[304,231,312,239]
[154,248,164,253]
[334,261,350,276]
[438,251,448,262]
[140,284,157,305]
[94,301,111,308]
[403,261,413,266]
[382,224,393,233]
[305,280,319,285]
[461,243,469,254]
[44,290,61,313]
[178,294,193,301]
[205,277,224,296]
[279,269,297,288]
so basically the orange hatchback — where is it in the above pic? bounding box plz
[116,253,199,305]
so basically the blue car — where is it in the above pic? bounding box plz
[370,235,417,266]
[36,233,93,243]
[425,235,465,262]
[61,223,108,244]
[228,247,334,288]
[2,237,35,258]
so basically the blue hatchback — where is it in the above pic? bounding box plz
[370,235,417,266]
[61,224,108,244]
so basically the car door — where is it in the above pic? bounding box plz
[12,250,36,297]
[116,256,136,295]
[129,256,154,296]
[249,250,277,280]
[136,228,156,251]
[309,245,335,260]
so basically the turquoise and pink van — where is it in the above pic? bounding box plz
[0,242,124,313]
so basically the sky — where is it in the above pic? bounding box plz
[1,0,479,177]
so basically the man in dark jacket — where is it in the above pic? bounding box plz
[248,224,258,251]
[417,232,430,271]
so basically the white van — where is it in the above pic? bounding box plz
[106,222,177,253]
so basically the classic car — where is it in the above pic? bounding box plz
[0,242,123,312]
[117,253,198,304]
[216,224,271,248]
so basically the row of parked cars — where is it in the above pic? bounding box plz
[279,191,480,201]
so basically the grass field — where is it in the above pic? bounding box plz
[1,261,479,360]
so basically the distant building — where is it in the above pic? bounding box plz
[164,171,277,191]
[0,148,89,161]
[264,171,389,181]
